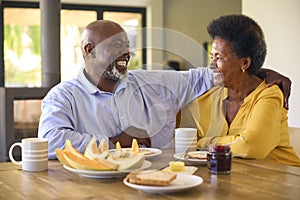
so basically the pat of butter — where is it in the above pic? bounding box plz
[169,161,185,171]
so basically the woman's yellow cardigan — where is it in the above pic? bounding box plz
[177,81,300,167]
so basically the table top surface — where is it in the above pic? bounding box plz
[1,148,300,200]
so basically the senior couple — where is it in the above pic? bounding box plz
[38,14,300,167]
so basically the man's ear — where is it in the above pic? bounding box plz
[84,43,95,56]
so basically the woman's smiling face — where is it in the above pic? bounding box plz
[210,37,245,87]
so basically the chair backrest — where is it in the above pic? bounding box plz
[289,127,300,157]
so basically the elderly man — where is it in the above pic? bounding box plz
[38,20,291,159]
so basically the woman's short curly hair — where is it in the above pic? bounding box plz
[207,14,266,74]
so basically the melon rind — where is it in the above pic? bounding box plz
[56,148,72,168]
[63,150,118,171]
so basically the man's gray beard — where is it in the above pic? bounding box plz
[103,65,128,81]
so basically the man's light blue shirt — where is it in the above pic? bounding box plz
[38,67,214,159]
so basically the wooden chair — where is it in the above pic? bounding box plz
[289,127,300,157]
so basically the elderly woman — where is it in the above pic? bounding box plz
[178,14,300,166]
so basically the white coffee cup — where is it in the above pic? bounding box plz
[9,138,48,172]
[175,128,197,138]
[175,128,197,153]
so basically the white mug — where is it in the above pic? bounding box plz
[175,128,197,139]
[175,128,197,153]
[9,138,48,172]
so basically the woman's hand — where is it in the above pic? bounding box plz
[258,68,291,109]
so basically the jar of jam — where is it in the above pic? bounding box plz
[207,144,232,174]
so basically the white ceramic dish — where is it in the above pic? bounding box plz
[173,151,207,165]
[123,173,203,194]
[109,148,162,158]
[63,160,152,178]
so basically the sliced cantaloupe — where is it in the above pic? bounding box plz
[113,149,129,159]
[56,148,72,168]
[84,137,101,159]
[64,140,86,159]
[63,150,118,171]
[131,138,140,153]
[85,137,109,160]
[86,149,109,161]
[57,138,148,171]
[98,138,108,153]
[116,142,122,150]
[107,153,145,171]
[112,141,128,158]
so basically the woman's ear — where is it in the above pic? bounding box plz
[241,57,251,71]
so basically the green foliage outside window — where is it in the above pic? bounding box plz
[4,25,41,87]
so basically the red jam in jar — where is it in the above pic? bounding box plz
[207,144,232,174]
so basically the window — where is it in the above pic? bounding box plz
[14,99,42,140]
[3,6,41,87]
[1,2,146,86]
[60,9,97,81]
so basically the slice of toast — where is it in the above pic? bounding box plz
[187,151,207,160]
[126,170,177,186]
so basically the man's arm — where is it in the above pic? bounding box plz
[257,68,291,109]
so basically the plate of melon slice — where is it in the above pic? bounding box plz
[109,138,162,158]
[56,138,152,178]
[63,160,152,178]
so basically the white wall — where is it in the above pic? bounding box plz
[163,0,241,69]
[243,0,300,127]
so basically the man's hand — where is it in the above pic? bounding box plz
[258,68,292,110]
[109,127,151,148]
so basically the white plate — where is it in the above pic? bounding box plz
[173,151,207,165]
[123,173,203,194]
[63,160,152,178]
[109,148,162,158]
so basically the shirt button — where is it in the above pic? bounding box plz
[121,116,124,120]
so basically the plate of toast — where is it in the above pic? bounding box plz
[124,170,203,194]
[109,148,162,158]
[173,151,207,165]
[63,160,152,178]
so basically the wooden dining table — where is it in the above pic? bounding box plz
[1,148,299,200]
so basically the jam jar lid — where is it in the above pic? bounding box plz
[208,144,231,153]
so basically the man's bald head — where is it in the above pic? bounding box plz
[81,20,125,58]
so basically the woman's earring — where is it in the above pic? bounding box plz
[241,68,245,73]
